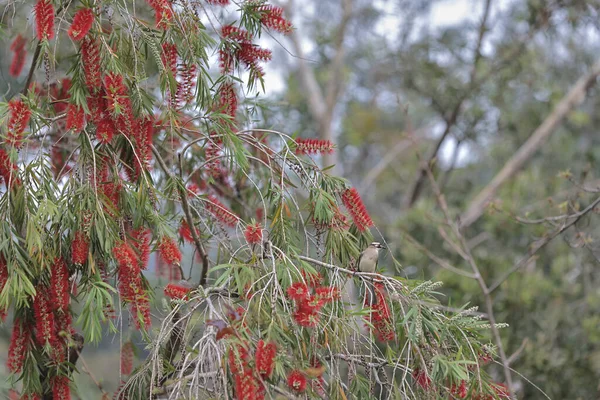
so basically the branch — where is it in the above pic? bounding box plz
[487,195,600,293]
[404,0,493,208]
[421,160,515,395]
[460,58,600,228]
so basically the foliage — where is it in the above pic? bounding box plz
[0,0,508,399]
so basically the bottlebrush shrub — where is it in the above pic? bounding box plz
[0,1,505,399]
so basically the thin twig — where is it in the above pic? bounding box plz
[488,195,600,293]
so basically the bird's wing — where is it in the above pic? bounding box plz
[357,250,364,270]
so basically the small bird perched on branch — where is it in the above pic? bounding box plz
[357,242,385,305]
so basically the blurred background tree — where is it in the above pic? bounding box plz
[264,0,600,398]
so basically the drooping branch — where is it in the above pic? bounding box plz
[460,58,600,228]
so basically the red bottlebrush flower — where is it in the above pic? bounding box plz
[256,207,264,221]
[145,0,173,29]
[179,219,198,243]
[176,63,197,106]
[161,43,178,76]
[158,236,182,266]
[7,99,31,149]
[295,138,335,155]
[205,142,222,178]
[239,43,272,65]
[96,118,115,143]
[132,116,153,176]
[66,104,85,132]
[51,375,70,400]
[68,8,94,41]
[287,370,307,393]
[103,73,128,113]
[206,195,239,227]
[244,222,263,245]
[9,35,27,77]
[120,341,134,376]
[33,287,56,345]
[81,38,102,92]
[292,301,320,327]
[258,5,293,34]
[221,25,252,42]
[412,368,432,390]
[255,340,276,378]
[216,81,238,121]
[0,149,19,187]
[228,345,264,400]
[34,0,55,41]
[207,0,229,5]
[287,282,310,301]
[315,286,340,303]
[0,257,7,319]
[71,230,89,265]
[51,257,70,311]
[164,282,191,300]
[341,188,374,232]
[7,319,30,373]
[131,228,151,269]
[113,240,150,329]
[451,380,468,399]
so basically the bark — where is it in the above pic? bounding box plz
[460,58,600,228]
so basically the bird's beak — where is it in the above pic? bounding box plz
[379,245,386,249]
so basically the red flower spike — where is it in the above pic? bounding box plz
[0,149,19,187]
[221,25,252,42]
[216,81,238,120]
[0,257,7,319]
[120,341,134,376]
[9,35,27,77]
[68,8,94,41]
[244,222,263,245]
[293,303,320,327]
[287,370,307,393]
[341,188,374,232]
[295,138,335,155]
[7,319,30,373]
[131,228,151,269]
[7,99,31,149]
[33,287,56,345]
[96,118,115,143]
[164,282,191,300]
[66,104,85,133]
[255,340,277,378]
[51,257,70,311]
[34,0,55,41]
[207,0,229,5]
[158,236,182,266]
[412,368,432,390]
[161,43,178,76]
[71,230,89,265]
[206,195,239,227]
[179,219,198,243]
[287,282,310,301]
[103,73,129,114]
[258,5,293,34]
[145,0,173,29]
[51,375,70,400]
[451,380,468,399]
[315,286,340,303]
[81,38,102,92]
[176,63,197,106]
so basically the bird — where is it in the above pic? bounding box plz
[357,242,385,305]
